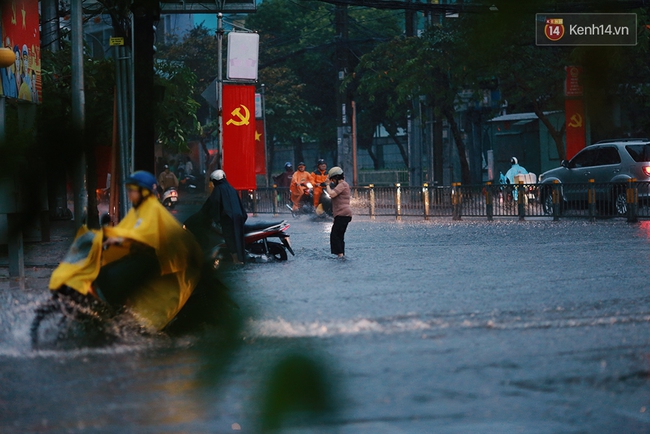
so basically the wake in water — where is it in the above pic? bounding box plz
[247,308,650,338]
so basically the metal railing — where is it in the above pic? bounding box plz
[242,180,650,221]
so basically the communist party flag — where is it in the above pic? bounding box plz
[222,84,256,190]
[565,99,586,161]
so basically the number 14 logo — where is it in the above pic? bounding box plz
[545,18,565,41]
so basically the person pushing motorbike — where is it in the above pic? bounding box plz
[201,169,248,264]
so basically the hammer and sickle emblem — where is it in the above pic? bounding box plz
[568,113,583,128]
[226,105,251,126]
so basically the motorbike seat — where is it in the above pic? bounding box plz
[244,220,286,232]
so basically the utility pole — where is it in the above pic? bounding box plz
[217,12,224,169]
[335,4,352,176]
[406,1,422,187]
[71,0,87,226]
[131,0,159,174]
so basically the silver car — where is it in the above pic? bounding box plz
[538,138,650,215]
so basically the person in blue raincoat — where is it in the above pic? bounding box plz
[505,157,528,201]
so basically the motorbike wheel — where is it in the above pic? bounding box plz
[30,292,113,349]
[267,242,288,261]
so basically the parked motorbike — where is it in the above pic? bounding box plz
[183,212,295,267]
[286,182,333,218]
[162,187,179,209]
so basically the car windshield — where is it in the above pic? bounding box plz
[625,144,650,162]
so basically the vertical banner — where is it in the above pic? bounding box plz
[1,0,41,102]
[255,119,266,174]
[254,92,266,175]
[565,99,586,161]
[222,84,256,190]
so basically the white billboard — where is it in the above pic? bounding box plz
[227,32,259,81]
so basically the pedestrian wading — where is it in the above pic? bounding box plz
[326,166,352,258]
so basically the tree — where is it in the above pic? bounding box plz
[245,0,401,169]
[154,60,201,151]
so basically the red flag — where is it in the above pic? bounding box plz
[255,119,266,174]
[223,84,256,190]
[565,99,586,160]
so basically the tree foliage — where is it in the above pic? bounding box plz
[351,0,650,180]
[245,0,402,163]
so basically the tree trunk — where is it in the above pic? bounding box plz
[514,74,566,160]
[387,127,409,167]
[443,106,471,185]
[294,137,304,164]
[532,105,566,161]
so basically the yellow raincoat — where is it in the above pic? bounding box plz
[49,196,203,330]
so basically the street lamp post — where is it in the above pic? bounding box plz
[217,12,224,170]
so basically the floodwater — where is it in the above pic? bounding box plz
[2,208,650,433]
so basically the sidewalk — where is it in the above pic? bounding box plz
[0,190,208,291]
[0,219,76,291]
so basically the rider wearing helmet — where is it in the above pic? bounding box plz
[504,157,529,202]
[325,166,352,258]
[311,159,328,208]
[158,164,179,192]
[505,156,528,185]
[289,161,311,212]
[201,169,248,264]
[94,170,202,313]
[272,162,294,188]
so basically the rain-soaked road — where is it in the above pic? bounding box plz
[2,202,650,433]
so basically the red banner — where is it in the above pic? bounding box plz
[255,119,266,174]
[564,66,582,97]
[565,99,586,160]
[222,84,256,190]
[1,0,41,103]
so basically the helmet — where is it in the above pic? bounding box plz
[510,157,518,165]
[317,159,326,166]
[284,162,293,170]
[210,169,226,181]
[125,171,156,192]
[328,166,343,178]
[298,162,306,167]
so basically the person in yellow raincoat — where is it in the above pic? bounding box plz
[49,171,203,331]
[289,162,312,211]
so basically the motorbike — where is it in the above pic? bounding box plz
[179,174,198,191]
[183,212,295,267]
[29,215,214,348]
[162,187,179,209]
[286,182,333,218]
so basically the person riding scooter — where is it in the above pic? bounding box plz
[48,170,203,330]
[504,157,528,201]
[290,162,312,212]
[311,159,328,209]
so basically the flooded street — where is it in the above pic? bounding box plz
[2,209,650,433]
